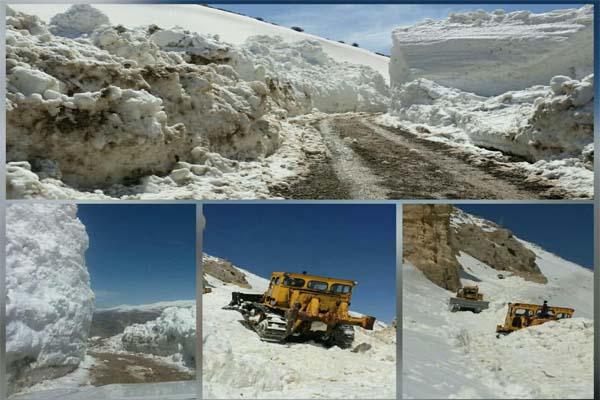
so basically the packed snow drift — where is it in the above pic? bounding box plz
[390,5,593,96]
[109,303,197,368]
[383,5,594,198]
[202,254,396,399]
[6,204,94,395]
[6,5,389,200]
[403,209,594,399]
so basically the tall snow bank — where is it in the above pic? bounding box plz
[242,35,389,113]
[389,75,594,163]
[121,306,196,368]
[6,204,94,394]
[390,5,593,96]
[6,7,289,191]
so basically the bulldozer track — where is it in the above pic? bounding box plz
[256,314,287,342]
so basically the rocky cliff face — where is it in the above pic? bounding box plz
[449,209,547,284]
[403,204,462,291]
[403,205,547,291]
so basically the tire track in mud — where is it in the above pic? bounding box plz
[275,114,563,200]
[326,116,561,199]
[316,119,390,199]
[269,118,387,200]
[269,147,353,200]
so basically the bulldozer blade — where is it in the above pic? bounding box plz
[449,297,489,313]
[223,292,263,309]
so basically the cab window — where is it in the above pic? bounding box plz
[307,281,328,291]
[331,284,352,294]
[515,308,534,317]
[283,277,305,287]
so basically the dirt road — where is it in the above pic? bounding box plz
[273,114,565,200]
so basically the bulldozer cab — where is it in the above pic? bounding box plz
[226,271,376,347]
[457,285,483,301]
[266,272,354,305]
[496,302,574,335]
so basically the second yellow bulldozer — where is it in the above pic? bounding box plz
[225,271,376,348]
[496,302,574,336]
[449,285,489,313]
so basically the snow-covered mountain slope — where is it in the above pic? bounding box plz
[6,204,95,395]
[202,255,396,399]
[10,3,390,81]
[390,5,593,96]
[403,240,593,398]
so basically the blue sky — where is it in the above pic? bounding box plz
[77,205,196,309]
[202,204,397,323]
[210,3,584,53]
[457,204,594,270]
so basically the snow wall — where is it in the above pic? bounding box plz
[5,204,95,394]
[6,5,389,198]
[121,306,197,368]
[390,5,593,96]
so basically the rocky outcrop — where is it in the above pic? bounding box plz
[403,204,462,291]
[203,254,251,288]
[403,205,547,291]
[449,209,547,283]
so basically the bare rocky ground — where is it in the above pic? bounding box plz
[88,352,194,387]
[273,113,568,200]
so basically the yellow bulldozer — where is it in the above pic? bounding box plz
[449,285,489,313]
[496,302,574,336]
[225,271,375,348]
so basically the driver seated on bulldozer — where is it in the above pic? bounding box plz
[496,302,574,336]
[540,300,549,318]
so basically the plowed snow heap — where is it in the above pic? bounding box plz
[6,204,94,394]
